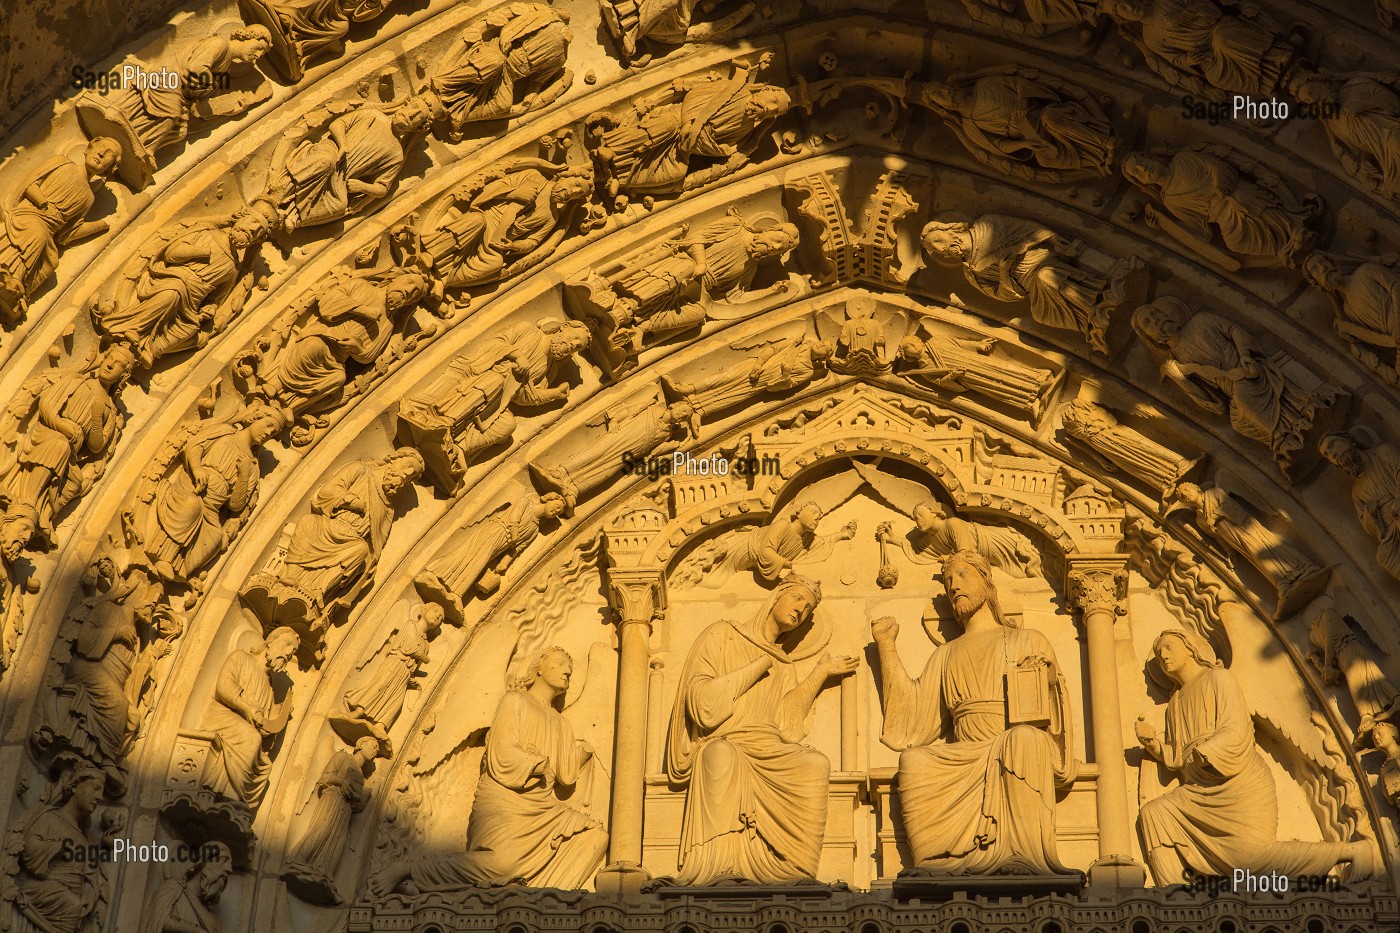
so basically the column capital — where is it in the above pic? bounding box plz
[606,569,666,631]
[1065,559,1128,618]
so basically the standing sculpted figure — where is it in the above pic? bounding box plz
[140,844,231,933]
[418,160,592,289]
[586,56,789,205]
[239,0,396,80]
[139,840,229,930]
[370,647,607,893]
[2,766,111,933]
[1319,430,1400,582]
[0,344,137,553]
[1293,73,1400,201]
[667,576,857,883]
[240,449,424,661]
[915,68,1116,180]
[566,210,798,375]
[1303,251,1400,380]
[282,737,380,904]
[1133,298,1344,475]
[264,99,433,232]
[921,213,1142,354]
[0,138,122,324]
[896,330,1057,420]
[77,26,273,190]
[330,602,444,748]
[126,403,286,585]
[1169,482,1327,618]
[414,495,566,624]
[1098,0,1298,101]
[197,627,298,811]
[407,4,573,140]
[399,319,591,493]
[1122,148,1321,269]
[598,0,755,64]
[92,201,279,367]
[1060,398,1200,495]
[529,395,699,514]
[1136,629,1372,884]
[872,551,1078,877]
[663,334,832,418]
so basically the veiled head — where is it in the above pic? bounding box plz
[1151,628,1220,686]
[768,575,822,634]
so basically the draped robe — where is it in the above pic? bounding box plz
[9,805,101,933]
[280,460,392,613]
[144,425,259,578]
[666,620,832,883]
[880,625,1075,875]
[1,157,98,306]
[404,690,605,889]
[279,110,403,228]
[1139,666,1347,878]
[200,649,275,808]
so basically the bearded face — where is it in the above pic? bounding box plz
[944,558,990,622]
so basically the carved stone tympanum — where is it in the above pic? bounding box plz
[921,213,1145,354]
[667,575,854,883]
[1136,629,1371,885]
[874,551,1079,881]
[369,647,607,893]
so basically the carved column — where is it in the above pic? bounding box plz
[599,567,664,894]
[1066,559,1146,888]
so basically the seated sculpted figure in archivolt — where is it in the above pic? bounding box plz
[872,550,1080,877]
[666,575,857,884]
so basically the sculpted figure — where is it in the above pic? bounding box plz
[667,576,856,883]
[729,502,856,585]
[1099,0,1298,101]
[1122,148,1321,269]
[897,330,1057,420]
[240,449,424,661]
[2,766,109,933]
[1136,629,1372,884]
[528,394,699,514]
[1293,74,1400,200]
[1133,298,1345,475]
[418,159,592,289]
[663,334,832,418]
[399,319,591,493]
[872,551,1078,876]
[282,737,379,904]
[126,404,285,586]
[140,843,231,933]
[916,68,1115,180]
[370,647,607,893]
[829,296,891,375]
[1307,606,1400,784]
[76,27,272,190]
[31,559,164,795]
[408,4,572,141]
[1304,251,1400,380]
[599,0,755,64]
[243,262,434,420]
[1319,430,1400,582]
[264,99,433,232]
[566,210,798,375]
[921,213,1142,354]
[1170,482,1327,618]
[196,627,298,810]
[92,201,278,368]
[1382,0,1400,29]
[895,503,1043,579]
[586,57,790,205]
[1060,398,1200,495]
[959,0,1097,36]
[0,138,122,324]
[0,344,137,552]
[330,602,444,747]
[414,496,565,624]
[238,0,396,81]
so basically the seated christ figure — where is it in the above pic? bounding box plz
[872,550,1079,876]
